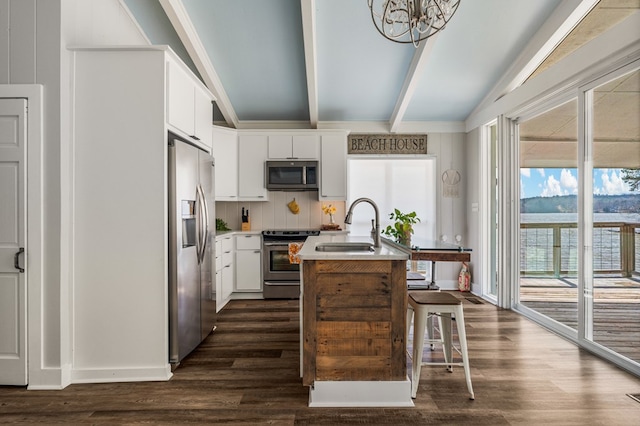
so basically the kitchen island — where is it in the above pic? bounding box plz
[298,235,412,407]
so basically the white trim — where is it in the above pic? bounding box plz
[300,0,318,128]
[0,84,46,388]
[389,34,440,133]
[231,120,465,133]
[308,380,414,407]
[71,366,172,384]
[480,119,497,301]
[471,0,598,115]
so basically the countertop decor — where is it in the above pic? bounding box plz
[321,203,341,230]
[382,209,420,246]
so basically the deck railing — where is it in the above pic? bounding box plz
[520,222,639,277]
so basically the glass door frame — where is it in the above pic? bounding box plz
[577,60,639,375]
[501,58,640,377]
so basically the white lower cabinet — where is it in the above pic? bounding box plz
[216,235,234,311]
[234,234,262,292]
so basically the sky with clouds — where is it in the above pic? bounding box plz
[520,168,631,199]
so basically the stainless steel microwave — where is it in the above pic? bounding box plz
[266,161,318,191]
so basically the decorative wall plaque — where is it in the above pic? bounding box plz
[442,169,461,198]
[348,134,428,155]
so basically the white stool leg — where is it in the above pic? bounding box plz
[411,306,428,399]
[427,314,436,350]
[406,305,414,353]
[441,312,453,372]
[454,305,474,400]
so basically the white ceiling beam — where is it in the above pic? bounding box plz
[300,0,319,129]
[159,0,239,128]
[389,33,440,133]
[469,0,600,117]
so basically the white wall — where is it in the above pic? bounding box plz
[428,133,468,287]
[0,0,148,389]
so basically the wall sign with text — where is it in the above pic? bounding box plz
[348,134,428,155]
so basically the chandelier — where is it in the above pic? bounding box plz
[368,0,461,47]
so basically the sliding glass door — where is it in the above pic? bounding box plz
[513,64,639,372]
[518,99,579,332]
[587,69,640,364]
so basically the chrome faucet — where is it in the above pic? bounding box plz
[344,197,381,247]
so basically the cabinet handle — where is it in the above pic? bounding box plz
[190,135,200,141]
[254,250,261,254]
[14,248,25,273]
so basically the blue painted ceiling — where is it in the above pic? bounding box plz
[124,0,564,128]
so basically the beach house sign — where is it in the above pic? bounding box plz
[348,134,428,155]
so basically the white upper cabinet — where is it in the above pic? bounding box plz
[238,135,268,200]
[320,133,347,200]
[193,86,213,148]
[167,58,213,148]
[268,134,318,159]
[212,126,238,200]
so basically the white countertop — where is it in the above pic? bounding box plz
[298,235,409,261]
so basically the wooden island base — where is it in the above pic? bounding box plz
[302,259,412,407]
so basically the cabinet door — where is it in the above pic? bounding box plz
[212,128,238,200]
[235,249,262,291]
[221,263,234,301]
[268,135,292,159]
[194,86,213,147]
[167,60,195,135]
[238,135,268,200]
[292,135,319,159]
[320,134,347,200]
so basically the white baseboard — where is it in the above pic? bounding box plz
[26,366,68,390]
[309,380,414,407]
[70,364,172,384]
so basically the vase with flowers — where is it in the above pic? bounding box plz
[321,204,340,230]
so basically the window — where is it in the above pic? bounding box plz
[347,157,436,242]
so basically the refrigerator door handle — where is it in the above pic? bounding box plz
[196,184,208,264]
[195,187,201,264]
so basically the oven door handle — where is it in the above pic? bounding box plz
[263,241,302,247]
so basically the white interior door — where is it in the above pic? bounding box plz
[0,99,27,385]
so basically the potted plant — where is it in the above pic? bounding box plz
[382,209,420,246]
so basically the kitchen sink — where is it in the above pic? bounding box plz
[314,242,375,252]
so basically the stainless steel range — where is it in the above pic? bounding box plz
[262,229,320,299]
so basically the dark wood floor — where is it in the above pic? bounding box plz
[2,294,640,425]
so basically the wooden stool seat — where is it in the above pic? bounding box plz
[410,291,461,305]
[407,291,474,400]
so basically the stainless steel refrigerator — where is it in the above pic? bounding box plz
[168,132,216,366]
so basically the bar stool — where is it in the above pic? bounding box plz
[407,291,474,400]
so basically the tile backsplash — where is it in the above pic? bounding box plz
[215,191,346,231]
